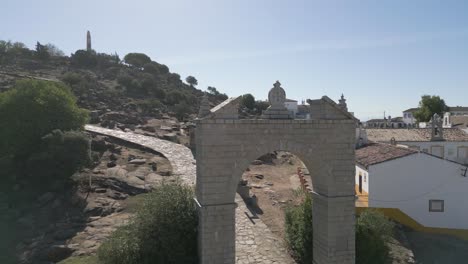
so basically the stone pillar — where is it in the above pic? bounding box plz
[197,201,237,264]
[86,30,92,51]
[312,192,355,264]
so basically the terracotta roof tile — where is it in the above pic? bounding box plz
[356,143,417,168]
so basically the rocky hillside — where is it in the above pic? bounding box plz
[0,40,228,129]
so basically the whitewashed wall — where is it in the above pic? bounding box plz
[401,141,468,164]
[369,153,468,229]
[355,166,369,193]
[284,101,298,116]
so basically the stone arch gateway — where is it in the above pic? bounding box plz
[195,82,357,264]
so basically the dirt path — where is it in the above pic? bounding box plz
[241,152,305,239]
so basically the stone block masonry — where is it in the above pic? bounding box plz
[195,81,357,264]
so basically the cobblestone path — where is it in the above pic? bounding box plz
[235,195,296,264]
[85,125,196,185]
[85,125,296,264]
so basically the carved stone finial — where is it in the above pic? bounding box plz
[338,94,348,112]
[262,81,293,119]
[268,81,286,109]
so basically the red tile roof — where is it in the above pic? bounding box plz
[356,143,417,169]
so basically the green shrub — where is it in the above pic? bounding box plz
[137,99,165,115]
[241,94,255,110]
[165,90,186,106]
[285,195,313,264]
[356,209,393,264]
[98,182,198,264]
[71,50,97,68]
[61,72,84,86]
[0,80,88,158]
[143,62,160,75]
[285,201,393,264]
[173,102,191,121]
[124,53,151,68]
[25,130,91,186]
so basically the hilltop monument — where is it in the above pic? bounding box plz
[86,31,92,51]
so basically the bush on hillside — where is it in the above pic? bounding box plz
[356,209,394,264]
[285,199,394,264]
[137,99,165,115]
[0,80,88,158]
[165,90,186,106]
[173,102,191,121]
[285,194,313,264]
[25,130,91,187]
[0,40,33,64]
[98,182,198,264]
[71,50,97,68]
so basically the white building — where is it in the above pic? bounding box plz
[403,106,468,127]
[443,112,468,129]
[364,121,468,165]
[402,108,418,126]
[355,143,468,230]
[284,99,298,117]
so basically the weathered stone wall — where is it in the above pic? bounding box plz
[195,118,356,264]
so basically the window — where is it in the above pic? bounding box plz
[429,200,444,212]
[364,174,367,183]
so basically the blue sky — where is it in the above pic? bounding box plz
[1,0,468,120]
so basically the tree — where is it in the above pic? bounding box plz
[124,53,151,68]
[241,94,256,110]
[0,80,88,158]
[413,95,448,122]
[45,43,65,57]
[185,76,198,87]
[174,102,191,121]
[71,49,97,67]
[35,42,50,60]
[207,86,220,95]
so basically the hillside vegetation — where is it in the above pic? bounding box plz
[0,40,228,126]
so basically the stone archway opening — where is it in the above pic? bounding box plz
[236,151,313,263]
[195,81,357,264]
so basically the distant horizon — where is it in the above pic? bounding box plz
[2,0,467,121]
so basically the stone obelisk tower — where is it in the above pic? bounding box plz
[86,31,92,51]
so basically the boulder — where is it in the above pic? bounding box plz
[129,158,146,165]
[127,166,152,181]
[47,245,74,262]
[106,166,128,178]
[251,160,263,165]
[163,132,177,142]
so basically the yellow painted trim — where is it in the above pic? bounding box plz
[356,207,468,240]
